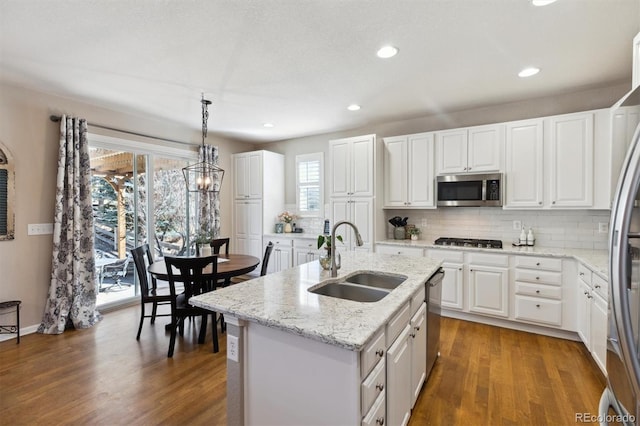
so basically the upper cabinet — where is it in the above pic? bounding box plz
[435,124,504,174]
[548,112,594,208]
[383,132,435,208]
[329,134,375,198]
[233,151,264,199]
[504,119,544,208]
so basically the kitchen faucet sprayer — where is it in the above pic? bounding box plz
[331,220,363,277]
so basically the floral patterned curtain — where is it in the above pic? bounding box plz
[38,115,101,334]
[198,144,221,238]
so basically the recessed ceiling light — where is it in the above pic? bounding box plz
[263,122,274,128]
[531,0,557,6]
[518,67,540,78]
[347,104,361,111]
[376,45,399,59]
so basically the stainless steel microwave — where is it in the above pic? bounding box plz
[436,173,503,207]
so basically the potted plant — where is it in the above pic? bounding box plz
[408,227,421,241]
[193,231,213,256]
[317,234,343,270]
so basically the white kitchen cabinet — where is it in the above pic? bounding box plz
[513,255,563,328]
[633,31,640,90]
[331,198,373,252]
[329,134,375,198]
[591,289,608,374]
[435,124,503,174]
[410,303,427,408]
[293,238,321,266]
[576,263,608,374]
[234,200,263,261]
[610,104,640,207]
[383,132,435,208]
[427,249,464,311]
[548,112,594,207]
[504,119,544,208]
[375,244,424,257]
[232,151,284,273]
[468,252,509,318]
[233,151,263,199]
[386,324,412,426]
[265,238,293,274]
[577,275,592,348]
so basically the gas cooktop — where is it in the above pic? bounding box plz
[434,237,503,249]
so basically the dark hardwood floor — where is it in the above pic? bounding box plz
[0,306,605,425]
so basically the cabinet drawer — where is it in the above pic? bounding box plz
[293,238,316,249]
[514,295,562,326]
[467,252,509,267]
[515,256,562,272]
[361,358,385,416]
[270,237,294,247]
[578,263,592,285]
[428,249,464,263]
[362,392,385,426]
[361,328,386,378]
[514,269,562,286]
[376,244,424,257]
[592,273,608,301]
[410,287,426,316]
[386,302,411,347]
[515,281,562,300]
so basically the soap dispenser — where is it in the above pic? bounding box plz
[527,228,535,246]
[519,227,527,245]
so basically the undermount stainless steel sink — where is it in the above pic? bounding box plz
[344,272,407,290]
[309,282,390,303]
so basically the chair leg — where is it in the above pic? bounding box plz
[212,312,219,353]
[168,317,178,358]
[198,314,208,344]
[151,302,158,324]
[220,313,226,334]
[136,303,145,340]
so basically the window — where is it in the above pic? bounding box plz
[0,144,14,240]
[296,153,323,216]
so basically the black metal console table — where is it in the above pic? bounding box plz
[0,300,21,343]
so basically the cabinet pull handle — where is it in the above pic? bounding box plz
[538,201,542,205]
[458,268,462,271]
[587,294,593,299]
[376,383,384,392]
[375,349,384,357]
[595,285,601,289]
[414,326,420,331]
[536,262,540,266]
[376,417,385,425]
[536,304,541,308]
[410,333,416,338]
[536,277,540,280]
[536,290,540,294]
[584,291,589,295]
[579,272,584,276]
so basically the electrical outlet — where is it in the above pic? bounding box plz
[420,218,428,227]
[513,220,522,231]
[28,223,53,235]
[227,335,239,362]
[598,222,609,233]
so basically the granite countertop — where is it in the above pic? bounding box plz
[189,252,442,351]
[376,239,609,280]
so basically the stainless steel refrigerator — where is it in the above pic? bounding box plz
[604,85,640,425]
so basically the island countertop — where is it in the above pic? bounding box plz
[189,252,442,351]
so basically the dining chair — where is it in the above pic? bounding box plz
[260,241,275,276]
[164,255,220,357]
[131,244,172,340]
[210,237,230,256]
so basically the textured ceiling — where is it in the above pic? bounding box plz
[1,0,639,142]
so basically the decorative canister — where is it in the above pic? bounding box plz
[394,226,406,240]
[275,223,284,233]
[284,222,293,233]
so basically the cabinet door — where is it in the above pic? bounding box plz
[468,266,509,317]
[233,154,248,199]
[467,125,503,173]
[329,139,352,197]
[441,262,464,310]
[407,133,435,207]
[548,113,594,207]
[591,292,607,374]
[386,325,412,426]
[351,135,375,197]
[383,136,408,207]
[410,303,427,408]
[505,119,544,208]
[576,278,591,346]
[351,198,373,249]
[435,129,467,174]
[247,152,263,199]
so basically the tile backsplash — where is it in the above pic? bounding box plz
[385,208,611,250]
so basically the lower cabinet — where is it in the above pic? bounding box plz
[426,249,464,310]
[387,325,412,426]
[264,238,293,274]
[293,238,321,266]
[410,303,427,407]
[468,253,509,318]
[577,263,608,374]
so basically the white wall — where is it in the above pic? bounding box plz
[0,82,255,332]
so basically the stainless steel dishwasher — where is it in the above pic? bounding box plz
[426,267,444,378]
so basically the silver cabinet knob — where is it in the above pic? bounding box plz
[375,349,384,357]
[376,418,385,425]
[376,383,384,392]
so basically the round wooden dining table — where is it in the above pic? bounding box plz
[147,254,260,281]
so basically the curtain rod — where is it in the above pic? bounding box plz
[49,115,195,147]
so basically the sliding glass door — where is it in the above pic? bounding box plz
[89,138,195,309]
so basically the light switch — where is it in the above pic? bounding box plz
[28,223,53,235]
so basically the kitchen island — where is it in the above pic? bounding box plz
[190,251,441,426]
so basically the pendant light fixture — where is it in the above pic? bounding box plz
[182,94,224,193]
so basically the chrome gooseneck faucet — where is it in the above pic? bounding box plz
[331,220,364,277]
